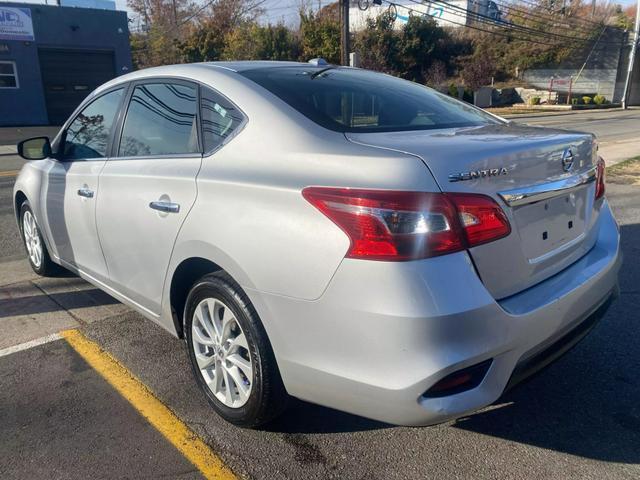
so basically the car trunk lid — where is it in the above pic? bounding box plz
[346,123,600,299]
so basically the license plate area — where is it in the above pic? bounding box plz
[513,190,588,263]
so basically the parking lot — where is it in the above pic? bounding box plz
[1,114,639,479]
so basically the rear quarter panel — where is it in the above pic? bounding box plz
[159,69,440,332]
[168,122,439,301]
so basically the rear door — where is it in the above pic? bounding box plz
[96,80,202,314]
[347,124,600,299]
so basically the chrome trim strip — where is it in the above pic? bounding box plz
[498,166,597,207]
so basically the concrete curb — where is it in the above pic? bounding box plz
[0,146,17,155]
[502,108,626,120]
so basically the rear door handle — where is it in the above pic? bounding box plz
[149,201,180,214]
[77,188,94,198]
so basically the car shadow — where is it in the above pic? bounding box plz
[453,222,640,463]
[264,398,391,434]
[0,288,121,318]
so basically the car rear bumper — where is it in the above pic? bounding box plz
[248,200,621,426]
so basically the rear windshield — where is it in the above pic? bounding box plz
[239,67,499,133]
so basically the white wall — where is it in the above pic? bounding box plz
[349,1,470,31]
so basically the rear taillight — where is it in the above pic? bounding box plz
[595,157,605,200]
[447,193,511,247]
[302,187,510,261]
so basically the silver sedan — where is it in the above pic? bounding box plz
[13,61,621,427]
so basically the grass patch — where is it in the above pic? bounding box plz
[607,156,640,185]
[484,107,572,116]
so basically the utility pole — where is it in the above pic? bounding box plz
[622,0,640,109]
[340,0,350,66]
[171,0,179,29]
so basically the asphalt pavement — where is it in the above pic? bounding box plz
[1,111,639,479]
[1,340,203,479]
[508,108,640,164]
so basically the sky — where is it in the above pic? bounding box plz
[2,0,636,28]
[0,0,325,25]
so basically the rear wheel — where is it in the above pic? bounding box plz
[20,202,59,276]
[184,272,288,427]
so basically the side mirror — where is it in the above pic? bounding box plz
[17,137,52,161]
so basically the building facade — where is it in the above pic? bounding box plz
[0,2,132,126]
[349,0,501,31]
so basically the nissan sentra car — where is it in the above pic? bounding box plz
[13,60,621,427]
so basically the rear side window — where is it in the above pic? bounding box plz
[119,83,199,157]
[63,88,123,160]
[200,87,244,152]
[239,67,498,133]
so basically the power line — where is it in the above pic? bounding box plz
[411,0,598,44]
[489,0,604,36]
[503,0,610,28]
[400,0,623,45]
[402,0,578,44]
[381,0,585,45]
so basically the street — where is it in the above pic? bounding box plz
[508,108,640,164]
[1,109,639,479]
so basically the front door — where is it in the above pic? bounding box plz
[96,81,202,315]
[42,87,125,283]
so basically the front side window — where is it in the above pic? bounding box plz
[119,83,199,157]
[240,67,499,133]
[63,88,124,161]
[0,61,19,88]
[201,87,244,152]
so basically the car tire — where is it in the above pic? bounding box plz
[184,271,288,428]
[19,201,60,277]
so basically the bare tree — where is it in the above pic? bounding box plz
[424,60,447,87]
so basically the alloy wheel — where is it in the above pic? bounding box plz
[23,210,43,269]
[191,298,253,408]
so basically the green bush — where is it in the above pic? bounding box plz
[448,83,458,98]
[571,98,579,105]
[529,96,541,105]
[582,96,592,104]
[593,94,606,105]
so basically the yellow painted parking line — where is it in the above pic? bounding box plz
[0,170,20,178]
[61,329,237,480]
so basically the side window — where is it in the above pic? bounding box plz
[0,61,19,88]
[119,83,199,157]
[201,87,244,152]
[63,88,124,161]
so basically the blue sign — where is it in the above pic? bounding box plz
[0,7,35,42]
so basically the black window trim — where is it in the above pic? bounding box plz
[56,84,129,162]
[111,77,203,161]
[54,75,249,162]
[199,84,248,157]
[238,66,501,134]
[0,60,19,89]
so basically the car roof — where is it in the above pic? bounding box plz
[204,61,325,72]
[93,61,317,94]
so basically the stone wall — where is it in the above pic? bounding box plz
[522,27,627,103]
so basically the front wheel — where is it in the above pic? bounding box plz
[184,272,288,428]
[20,201,59,276]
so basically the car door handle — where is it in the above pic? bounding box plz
[77,188,94,198]
[149,201,180,214]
